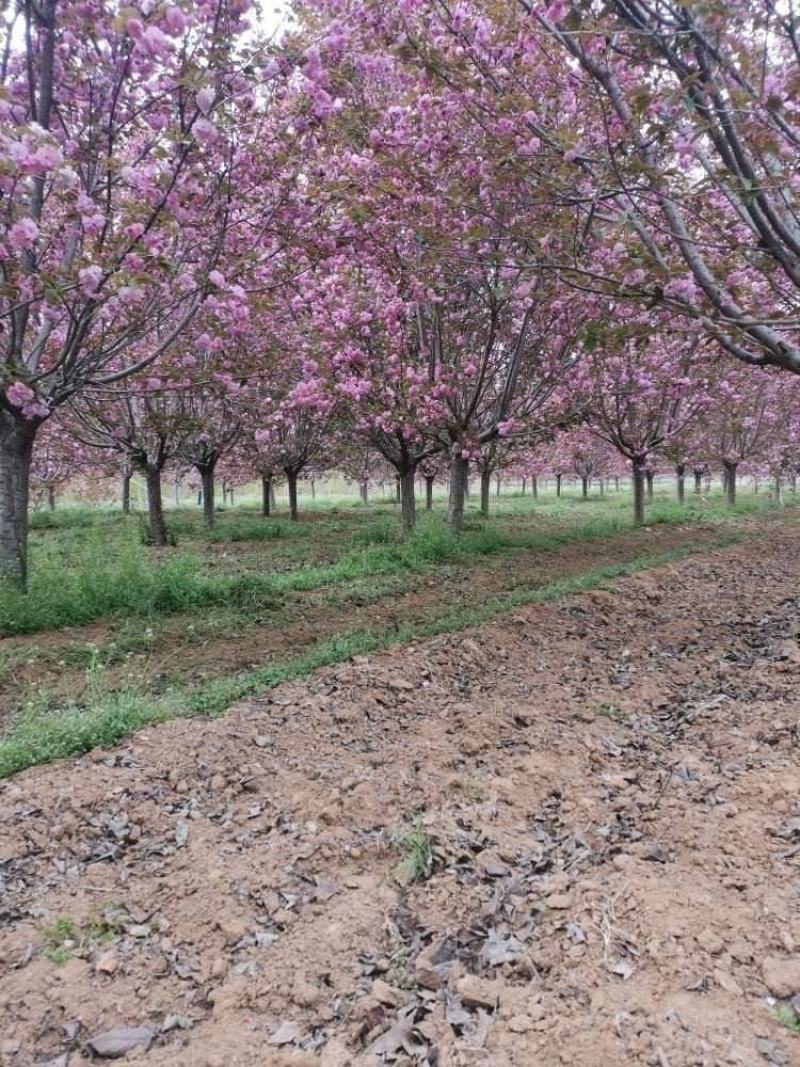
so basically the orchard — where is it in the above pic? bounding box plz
[1,3,800,1065]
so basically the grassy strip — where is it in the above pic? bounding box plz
[0,533,741,779]
[1,496,736,637]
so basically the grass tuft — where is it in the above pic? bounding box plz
[393,816,435,884]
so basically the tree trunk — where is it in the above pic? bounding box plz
[122,472,131,514]
[645,470,654,502]
[144,465,169,546]
[676,464,685,505]
[287,471,299,521]
[495,474,501,498]
[399,469,416,533]
[581,475,588,499]
[775,475,785,507]
[448,453,468,535]
[599,478,605,498]
[521,477,527,495]
[395,477,401,504]
[480,469,492,517]
[0,416,37,588]
[753,478,759,495]
[47,485,56,511]
[723,461,738,506]
[199,464,216,529]
[425,475,434,512]
[632,459,646,525]
[614,476,620,491]
[359,479,368,504]
[270,482,276,511]
[261,475,272,517]
[532,475,538,500]
[174,479,180,506]
[789,470,797,493]
[229,486,235,506]
[310,478,316,501]
[694,470,703,494]
[555,473,562,498]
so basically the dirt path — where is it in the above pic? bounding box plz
[1,527,799,1066]
[0,519,742,721]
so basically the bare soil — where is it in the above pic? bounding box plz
[1,525,800,1067]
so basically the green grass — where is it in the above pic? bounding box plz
[0,519,527,636]
[0,534,742,779]
[773,1004,800,1033]
[0,532,286,636]
[393,816,435,885]
[28,506,126,531]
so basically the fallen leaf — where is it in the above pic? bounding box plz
[607,958,634,980]
[85,1026,155,1058]
[268,1020,302,1047]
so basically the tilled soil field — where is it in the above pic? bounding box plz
[1,525,799,1067]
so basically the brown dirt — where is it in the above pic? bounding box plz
[1,527,800,1067]
[0,520,736,721]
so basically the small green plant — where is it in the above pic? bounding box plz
[41,909,122,965]
[597,702,623,720]
[84,646,108,703]
[773,1003,800,1033]
[42,916,78,964]
[393,816,435,885]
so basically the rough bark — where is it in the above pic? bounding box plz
[359,480,368,504]
[774,475,785,507]
[199,464,216,529]
[0,415,37,587]
[144,465,169,546]
[47,486,56,511]
[448,453,469,534]
[425,476,434,512]
[555,473,562,498]
[261,476,272,517]
[480,469,492,517]
[632,459,646,525]
[676,464,686,505]
[581,475,588,500]
[287,470,299,521]
[723,461,738,506]
[532,475,538,499]
[400,469,416,533]
[122,473,131,515]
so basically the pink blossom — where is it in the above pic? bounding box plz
[78,265,103,296]
[197,88,215,115]
[163,6,186,36]
[6,382,35,408]
[7,217,39,251]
